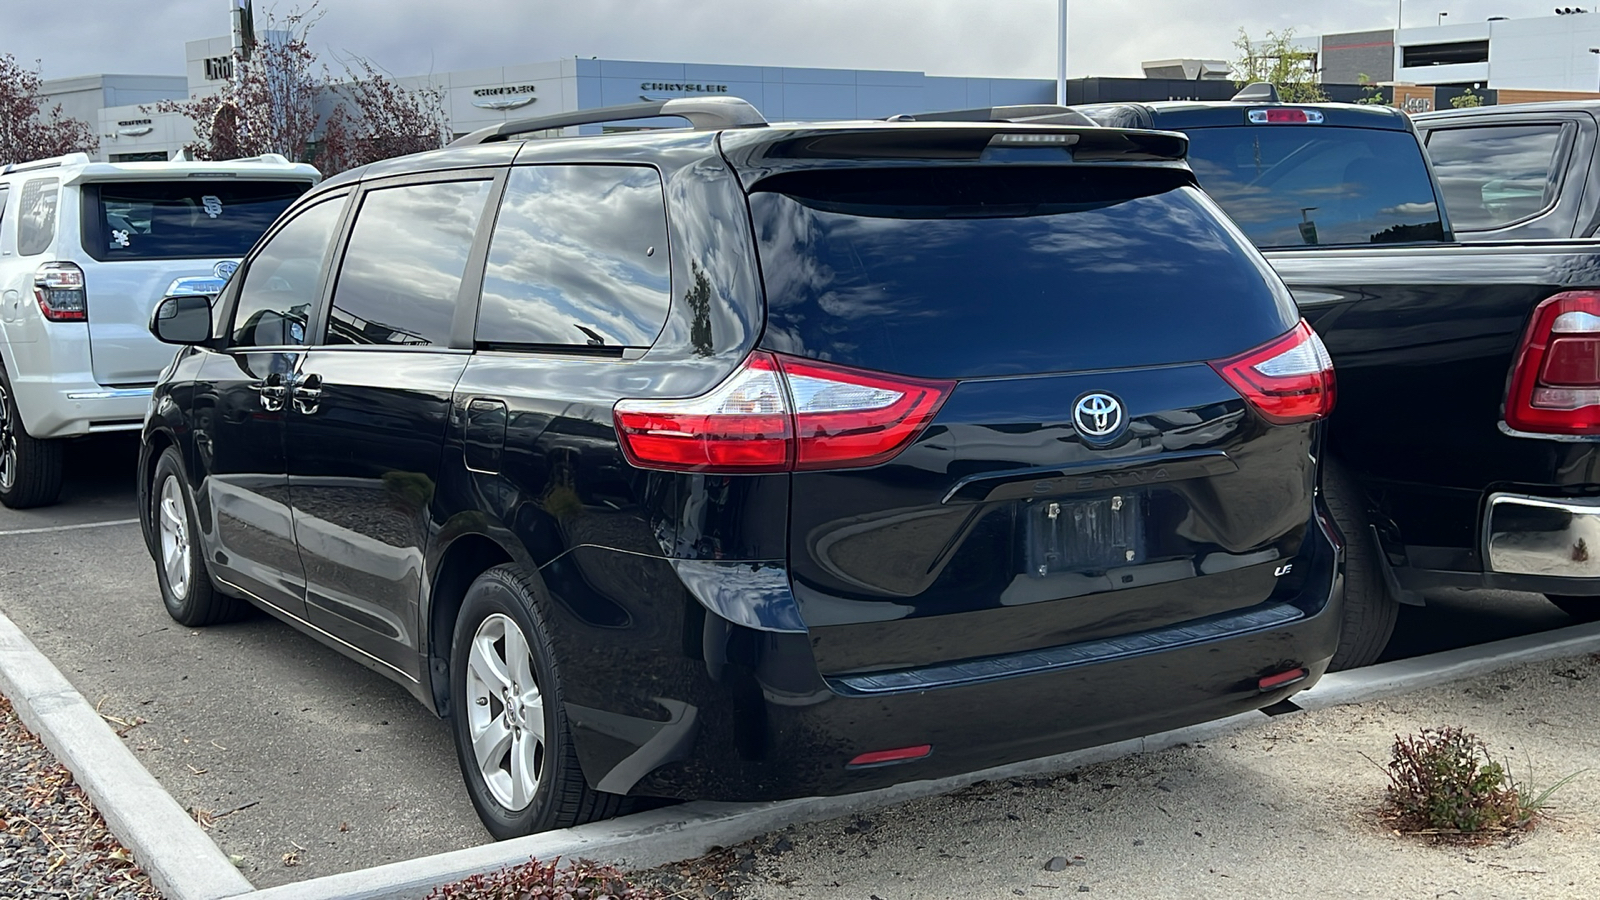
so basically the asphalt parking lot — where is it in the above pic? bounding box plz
[0,435,1585,889]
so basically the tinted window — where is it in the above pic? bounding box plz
[326,180,491,347]
[751,167,1296,379]
[17,178,59,257]
[83,180,310,262]
[231,198,344,347]
[477,165,670,350]
[1183,126,1446,248]
[1425,124,1566,231]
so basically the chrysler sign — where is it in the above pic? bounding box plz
[472,84,537,110]
[639,82,730,94]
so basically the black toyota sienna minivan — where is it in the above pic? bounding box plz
[139,97,1343,838]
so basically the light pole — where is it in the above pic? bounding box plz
[1397,0,1404,28]
[1590,47,1600,92]
[1437,11,1448,26]
[1056,0,1068,106]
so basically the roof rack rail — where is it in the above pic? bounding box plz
[225,152,294,165]
[1231,82,1281,103]
[1,151,93,176]
[449,97,767,147]
[888,104,1098,127]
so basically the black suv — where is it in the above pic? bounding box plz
[139,97,1343,838]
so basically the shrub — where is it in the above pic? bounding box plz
[1380,726,1577,837]
[425,858,664,900]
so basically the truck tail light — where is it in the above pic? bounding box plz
[33,261,87,322]
[1209,320,1336,425]
[614,352,953,474]
[1505,291,1600,435]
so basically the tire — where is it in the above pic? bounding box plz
[0,363,62,509]
[151,448,246,626]
[1323,458,1399,671]
[448,563,631,839]
[1544,595,1600,623]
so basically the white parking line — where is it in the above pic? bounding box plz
[0,517,140,537]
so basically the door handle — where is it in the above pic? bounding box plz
[255,373,287,412]
[292,373,322,415]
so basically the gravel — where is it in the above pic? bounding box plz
[1,693,163,899]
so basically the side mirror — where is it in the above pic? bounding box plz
[150,293,213,345]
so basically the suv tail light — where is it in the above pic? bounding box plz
[34,262,87,322]
[1209,320,1336,424]
[614,352,953,473]
[1504,291,1600,435]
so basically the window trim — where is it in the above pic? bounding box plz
[311,167,508,351]
[16,178,61,258]
[223,190,352,352]
[1423,120,1577,234]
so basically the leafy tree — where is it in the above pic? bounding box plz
[0,53,98,164]
[1232,28,1328,103]
[153,4,445,174]
[1355,74,1389,106]
[1450,87,1485,108]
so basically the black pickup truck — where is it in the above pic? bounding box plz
[1065,94,1600,669]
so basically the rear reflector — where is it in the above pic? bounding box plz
[1209,320,1336,425]
[847,745,933,768]
[1258,667,1309,692]
[615,352,953,474]
[1248,109,1324,124]
[1506,292,1600,435]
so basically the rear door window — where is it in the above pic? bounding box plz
[750,166,1296,379]
[82,180,311,261]
[1424,124,1569,232]
[324,179,492,347]
[476,165,671,351]
[1183,126,1446,247]
[17,178,59,257]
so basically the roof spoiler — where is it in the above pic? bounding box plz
[890,104,1099,127]
[1231,82,1281,103]
[450,96,767,146]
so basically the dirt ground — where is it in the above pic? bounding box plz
[650,652,1600,900]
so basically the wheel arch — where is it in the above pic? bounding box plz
[424,530,518,715]
[137,427,180,558]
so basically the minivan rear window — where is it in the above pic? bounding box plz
[750,167,1296,379]
[81,180,311,262]
[1182,125,1446,248]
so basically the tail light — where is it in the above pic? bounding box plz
[614,351,953,474]
[1209,320,1335,424]
[1504,291,1600,435]
[34,262,87,322]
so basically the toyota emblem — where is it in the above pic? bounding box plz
[1074,392,1125,441]
[214,260,239,281]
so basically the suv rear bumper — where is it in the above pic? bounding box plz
[593,511,1343,802]
[11,377,150,438]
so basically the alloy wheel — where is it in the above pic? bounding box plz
[465,612,546,811]
[0,383,14,493]
[157,476,190,600]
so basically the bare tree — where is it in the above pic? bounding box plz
[0,53,98,164]
[152,3,446,174]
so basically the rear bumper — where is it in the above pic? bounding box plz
[606,510,1342,802]
[1390,490,1600,597]
[10,377,150,438]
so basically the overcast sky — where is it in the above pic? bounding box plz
[8,0,1574,82]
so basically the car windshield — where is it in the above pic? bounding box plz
[1182,125,1446,248]
[83,180,311,262]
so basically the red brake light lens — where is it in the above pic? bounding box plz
[33,261,87,322]
[1505,291,1600,435]
[1209,320,1336,425]
[614,352,953,474]
[1248,109,1324,125]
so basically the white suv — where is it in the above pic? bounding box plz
[0,152,318,507]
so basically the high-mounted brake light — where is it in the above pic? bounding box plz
[33,262,87,322]
[1209,320,1335,425]
[1504,291,1600,435]
[1248,109,1324,125]
[614,352,953,474]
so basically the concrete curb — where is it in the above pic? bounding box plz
[1296,619,1600,710]
[0,608,256,900]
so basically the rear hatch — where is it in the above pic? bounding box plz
[76,176,311,385]
[729,128,1325,677]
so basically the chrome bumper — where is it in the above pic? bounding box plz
[1485,493,1600,578]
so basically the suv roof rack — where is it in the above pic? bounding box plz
[450,96,768,147]
[1231,82,1281,103]
[1,152,93,176]
[888,104,1098,127]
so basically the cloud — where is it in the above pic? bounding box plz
[14,0,1555,84]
